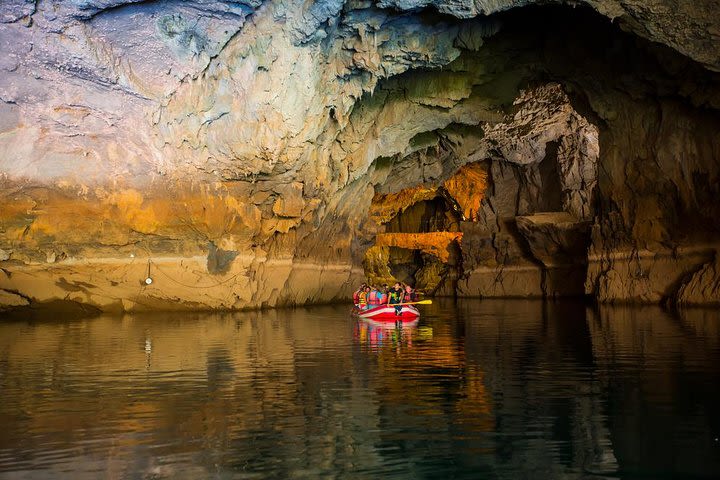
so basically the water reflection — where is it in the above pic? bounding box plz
[0,301,718,479]
[355,319,419,350]
[588,305,720,478]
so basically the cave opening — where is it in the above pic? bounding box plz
[357,2,720,300]
[537,141,563,213]
[364,191,464,294]
[383,197,462,234]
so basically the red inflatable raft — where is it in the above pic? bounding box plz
[351,304,420,322]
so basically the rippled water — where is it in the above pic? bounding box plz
[1,299,719,479]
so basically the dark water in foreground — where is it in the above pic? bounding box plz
[0,300,719,479]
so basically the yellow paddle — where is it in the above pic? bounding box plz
[394,299,433,306]
[356,299,433,306]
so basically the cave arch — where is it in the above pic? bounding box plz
[345,4,720,301]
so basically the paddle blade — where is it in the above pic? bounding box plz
[414,299,433,305]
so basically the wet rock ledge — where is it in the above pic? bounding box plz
[1,1,720,311]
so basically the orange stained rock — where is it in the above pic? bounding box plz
[369,163,487,227]
[442,162,488,222]
[105,189,160,234]
[0,181,264,254]
[369,185,438,224]
[374,232,463,262]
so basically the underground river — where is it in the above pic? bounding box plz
[1,299,719,479]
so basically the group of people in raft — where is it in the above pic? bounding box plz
[353,282,418,315]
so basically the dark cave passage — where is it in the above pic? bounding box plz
[364,192,464,294]
[383,197,461,234]
[353,3,720,301]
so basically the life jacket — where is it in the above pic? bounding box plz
[359,291,368,304]
[368,290,379,304]
[377,292,386,304]
[353,291,360,304]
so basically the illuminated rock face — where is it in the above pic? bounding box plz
[1,1,720,310]
[361,84,599,297]
[374,233,463,264]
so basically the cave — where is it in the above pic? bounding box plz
[349,3,720,304]
[1,1,720,310]
[4,3,720,478]
[364,194,464,294]
[383,198,461,234]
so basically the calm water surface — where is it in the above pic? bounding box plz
[0,299,719,479]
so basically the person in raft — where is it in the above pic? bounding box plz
[353,283,367,305]
[368,286,380,306]
[376,285,388,305]
[387,282,405,315]
[361,286,373,310]
[404,284,418,303]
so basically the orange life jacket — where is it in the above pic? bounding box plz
[368,290,379,304]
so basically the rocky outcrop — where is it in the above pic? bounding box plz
[0,289,29,311]
[443,163,488,221]
[374,232,463,263]
[360,84,599,297]
[516,213,592,297]
[1,1,719,310]
[674,254,720,306]
[516,213,591,268]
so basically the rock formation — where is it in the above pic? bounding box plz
[1,0,720,311]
